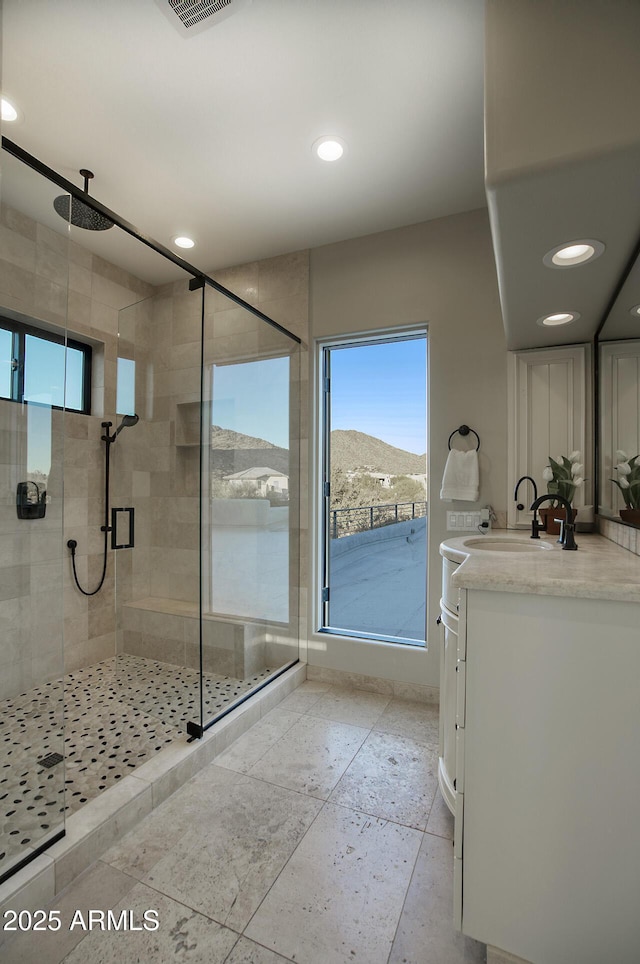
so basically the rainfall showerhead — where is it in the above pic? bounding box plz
[53,169,114,231]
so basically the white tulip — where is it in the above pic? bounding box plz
[617,462,632,476]
[572,476,584,486]
[542,466,554,482]
[571,462,583,477]
[616,450,628,461]
[619,476,630,489]
[569,450,581,462]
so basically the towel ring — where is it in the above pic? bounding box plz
[448,424,480,452]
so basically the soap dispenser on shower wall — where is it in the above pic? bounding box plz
[16,480,47,519]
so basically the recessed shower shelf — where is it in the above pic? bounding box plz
[175,400,209,447]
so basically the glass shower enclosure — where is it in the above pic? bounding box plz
[0,136,301,883]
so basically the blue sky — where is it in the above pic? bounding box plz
[209,340,427,453]
[212,356,290,448]
[330,338,427,454]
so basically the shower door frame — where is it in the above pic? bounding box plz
[186,277,302,740]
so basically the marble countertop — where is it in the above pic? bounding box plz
[440,532,640,602]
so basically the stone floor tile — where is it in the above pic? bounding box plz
[1,861,135,964]
[389,832,486,964]
[245,802,422,964]
[247,715,368,799]
[277,681,331,714]
[373,697,440,746]
[426,788,455,840]
[142,775,322,932]
[306,685,391,728]
[215,709,302,774]
[330,730,438,829]
[224,936,293,963]
[61,882,238,963]
[101,765,241,879]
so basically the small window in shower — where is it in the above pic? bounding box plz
[116,356,136,415]
[0,316,92,413]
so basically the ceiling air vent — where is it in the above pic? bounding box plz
[155,0,251,37]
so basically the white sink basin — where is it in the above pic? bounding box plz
[462,538,553,552]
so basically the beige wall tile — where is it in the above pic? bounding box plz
[0,257,35,304]
[0,223,36,271]
[1,204,37,241]
[36,240,69,286]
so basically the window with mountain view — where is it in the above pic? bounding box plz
[320,333,427,644]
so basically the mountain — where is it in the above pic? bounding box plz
[208,425,424,479]
[211,425,280,450]
[331,429,425,475]
[210,425,289,478]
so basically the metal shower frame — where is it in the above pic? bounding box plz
[1,136,302,346]
[0,135,302,739]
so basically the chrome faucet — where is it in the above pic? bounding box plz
[514,475,538,510]
[529,494,578,550]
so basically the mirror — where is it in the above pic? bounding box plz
[597,240,640,527]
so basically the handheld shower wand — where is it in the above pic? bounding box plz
[110,413,140,441]
[67,414,139,595]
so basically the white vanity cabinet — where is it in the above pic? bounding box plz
[437,604,458,814]
[438,549,465,816]
[454,586,640,964]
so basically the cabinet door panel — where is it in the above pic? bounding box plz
[507,344,590,528]
[455,659,466,728]
[455,724,465,794]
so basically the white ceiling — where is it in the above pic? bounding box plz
[1,0,487,285]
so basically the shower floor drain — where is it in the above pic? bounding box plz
[38,752,64,769]
[0,654,274,878]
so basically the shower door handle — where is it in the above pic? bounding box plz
[111,507,135,549]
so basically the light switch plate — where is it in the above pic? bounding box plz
[447,510,482,531]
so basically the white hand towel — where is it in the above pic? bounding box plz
[440,448,479,502]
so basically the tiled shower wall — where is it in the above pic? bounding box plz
[1,197,309,698]
[0,202,152,698]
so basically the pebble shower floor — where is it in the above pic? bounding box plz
[0,655,273,875]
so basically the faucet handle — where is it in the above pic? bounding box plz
[562,521,578,550]
[530,514,546,539]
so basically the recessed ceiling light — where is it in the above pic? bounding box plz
[537,311,580,327]
[543,239,604,268]
[630,304,640,317]
[313,136,346,162]
[1,97,19,122]
[173,236,195,249]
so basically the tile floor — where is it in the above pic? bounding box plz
[0,656,274,875]
[1,681,486,964]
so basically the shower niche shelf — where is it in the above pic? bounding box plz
[175,400,209,448]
